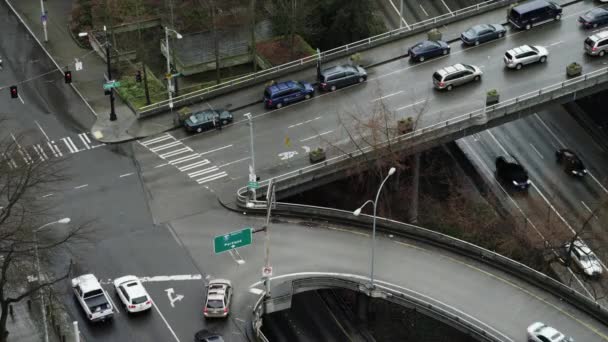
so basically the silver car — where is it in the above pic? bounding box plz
[565,239,603,278]
[203,279,232,318]
[432,63,482,91]
[503,45,548,69]
[584,30,608,56]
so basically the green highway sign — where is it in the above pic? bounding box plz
[214,227,252,254]
[103,81,121,90]
[248,181,259,189]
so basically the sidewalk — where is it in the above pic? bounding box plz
[5,296,55,342]
[5,0,171,143]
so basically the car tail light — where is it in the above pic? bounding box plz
[224,308,229,313]
[203,307,208,313]
[321,82,327,88]
[129,305,136,309]
[146,300,152,305]
[267,99,272,105]
[439,82,445,88]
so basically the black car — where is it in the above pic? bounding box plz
[579,8,608,29]
[408,40,450,62]
[194,329,224,342]
[556,149,587,177]
[183,110,233,133]
[495,155,531,190]
[461,24,506,46]
[318,65,367,92]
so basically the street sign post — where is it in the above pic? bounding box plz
[262,266,272,277]
[103,80,121,90]
[213,227,253,254]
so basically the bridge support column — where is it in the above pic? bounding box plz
[356,292,369,323]
[408,152,420,224]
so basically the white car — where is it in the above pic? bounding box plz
[504,45,548,70]
[527,322,574,342]
[113,275,152,313]
[203,279,232,318]
[72,274,114,322]
[564,239,603,278]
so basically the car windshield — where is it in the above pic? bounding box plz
[132,296,148,304]
[588,9,604,17]
[296,82,305,90]
[463,64,475,71]
[529,46,539,53]
[465,28,477,36]
[207,299,224,308]
[189,115,201,124]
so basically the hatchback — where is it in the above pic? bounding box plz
[409,40,450,62]
[564,239,603,278]
[578,8,608,29]
[460,24,506,46]
[555,149,587,176]
[584,30,608,56]
[203,279,232,318]
[318,65,367,91]
[263,80,314,109]
[527,322,574,342]
[113,275,152,313]
[432,63,482,91]
[503,45,548,69]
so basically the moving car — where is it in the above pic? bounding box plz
[113,275,152,313]
[495,155,531,190]
[508,0,562,30]
[460,24,506,46]
[72,274,114,322]
[183,109,233,133]
[318,65,367,91]
[579,8,608,29]
[503,45,548,70]
[555,149,587,177]
[584,30,608,57]
[527,322,574,342]
[195,330,224,342]
[203,279,232,318]
[432,63,482,91]
[564,239,603,278]
[408,40,450,62]
[263,80,314,109]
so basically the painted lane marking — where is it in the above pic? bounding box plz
[119,173,134,178]
[387,0,409,29]
[165,288,184,308]
[104,288,120,314]
[371,90,403,102]
[168,154,200,165]
[288,116,322,129]
[150,141,181,152]
[34,121,50,141]
[219,157,250,168]
[41,193,53,198]
[17,93,24,104]
[419,4,428,16]
[440,0,452,14]
[47,141,62,157]
[547,41,563,47]
[178,159,210,172]
[529,143,543,159]
[198,144,233,156]
[396,99,425,111]
[32,145,47,161]
[188,166,219,178]
[159,147,192,159]
[74,184,88,190]
[154,163,168,169]
[300,130,333,142]
[140,134,173,146]
[139,275,202,282]
[581,201,595,216]
[61,137,79,154]
[196,172,227,184]
[152,302,181,342]
[78,133,91,149]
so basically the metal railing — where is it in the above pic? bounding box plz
[236,65,608,201]
[138,0,515,115]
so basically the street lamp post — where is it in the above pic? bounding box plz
[34,217,71,342]
[244,113,257,200]
[353,167,396,289]
[40,0,48,42]
[164,27,183,109]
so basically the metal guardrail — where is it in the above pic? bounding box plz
[138,0,516,116]
[236,65,608,201]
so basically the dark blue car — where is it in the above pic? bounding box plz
[263,80,314,109]
[461,24,506,46]
[408,40,450,62]
[579,8,608,29]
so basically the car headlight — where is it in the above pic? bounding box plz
[512,180,518,186]
[526,180,531,184]
[571,170,579,175]
[583,169,588,174]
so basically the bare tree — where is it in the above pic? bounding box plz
[0,130,88,341]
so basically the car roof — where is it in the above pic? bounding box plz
[571,239,594,255]
[321,65,355,75]
[267,80,299,94]
[508,45,534,55]
[589,30,608,42]
[74,274,102,293]
[513,0,552,13]
[538,325,564,341]
[471,24,491,32]
[587,8,608,16]
[435,63,468,77]
[120,279,147,297]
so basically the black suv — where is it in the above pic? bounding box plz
[183,110,233,133]
[556,149,587,177]
[495,155,531,190]
[319,65,367,92]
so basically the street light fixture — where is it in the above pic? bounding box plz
[164,27,183,109]
[34,217,71,342]
[353,167,396,289]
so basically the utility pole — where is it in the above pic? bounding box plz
[104,26,117,121]
[262,179,275,297]
[136,0,151,105]
[400,0,404,28]
[250,0,257,73]
[40,0,48,42]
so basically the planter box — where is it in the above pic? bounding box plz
[566,64,582,78]
[427,29,442,41]
[486,94,499,105]
[309,150,326,164]
[398,120,414,134]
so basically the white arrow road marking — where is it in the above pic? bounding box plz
[165,288,184,308]
[278,151,298,160]
[139,274,203,282]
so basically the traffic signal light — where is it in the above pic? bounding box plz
[64,71,72,84]
[9,86,17,99]
[135,70,142,83]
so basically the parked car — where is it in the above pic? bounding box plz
[508,0,562,30]
[408,40,450,62]
[584,30,608,56]
[432,63,482,91]
[460,24,506,46]
[72,274,114,322]
[555,149,587,177]
[527,322,574,342]
[195,329,224,342]
[203,279,232,318]
[495,155,531,190]
[579,8,608,29]
[263,80,314,109]
[564,239,603,278]
[318,65,367,91]
[503,45,548,70]
[113,275,152,313]
[183,109,233,133]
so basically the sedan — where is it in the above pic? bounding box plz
[527,322,574,342]
[555,149,587,176]
[495,155,530,190]
[183,109,233,133]
[461,24,506,46]
[408,40,450,62]
[565,239,603,278]
[113,275,152,313]
[579,8,608,29]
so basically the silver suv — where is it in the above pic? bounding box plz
[584,30,608,56]
[432,63,482,91]
[503,45,548,69]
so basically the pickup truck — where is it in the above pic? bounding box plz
[71,274,114,322]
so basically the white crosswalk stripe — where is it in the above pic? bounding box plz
[188,166,218,178]
[178,159,210,172]
[196,172,227,184]
[150,141,181,152]
[168,154,199,165]
[140,134,173,146]
[78,133,91,149]
[159,147,192,159]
